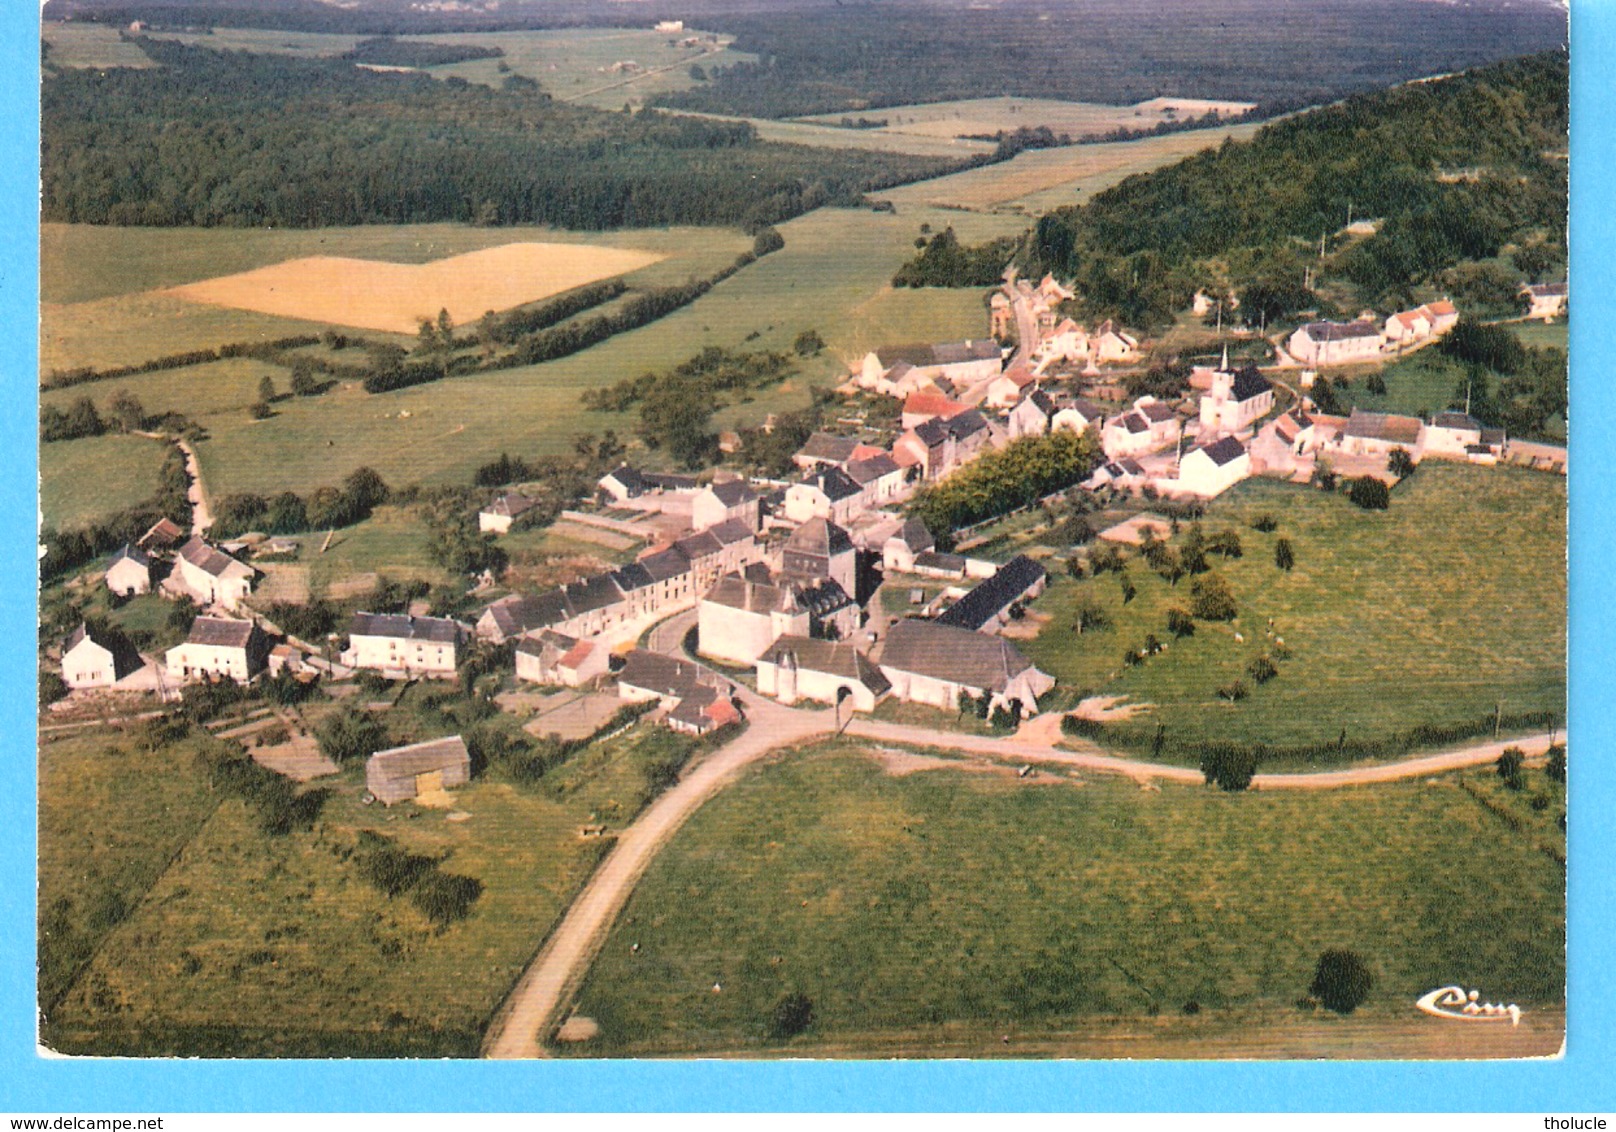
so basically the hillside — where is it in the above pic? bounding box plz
[972,52,1567,328]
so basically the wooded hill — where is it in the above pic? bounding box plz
[41,37,962,229]
[1003,52,1568,329]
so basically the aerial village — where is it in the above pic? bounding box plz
[50,269,1569,807]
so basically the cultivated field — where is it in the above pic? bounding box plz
[40,433,170,531]
[667,111,998,158]
[798,95,1257,142]
[41,22,156,70]
[876,120,1267,213]
[165,244,666,335]
[1019,463,1566,753]
[563,744,1564,1057]
[41,718,703,1056]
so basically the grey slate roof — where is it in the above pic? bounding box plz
[801,466,863,503]
[1229,367,1272,403]
[637,545,693,582]
[1431,411,1483,431]
[483,592,570,636]
[846,452,901,486]
[798,579,855,619]
[944,409,990,440]
[935,555,1047,630]
[880,619,1039,692]
[1139,401,1178,424]
[109,543,150,568]
[912,550,967,574]
[1190,436,1248,468]
[600,466,648,497]
[758,635,891,696]
[706,479,758,506]
[702,574,804,615]
[178,535,252,579]
[1343,408,1423,445]
[63,622,143,674]
[484,491,536,518]
[786,517,853,558]
[350,612,467,644]
[617,649,711,699]
[1302,319,1381,342]
[185,616,258,649]
[796,432,861,464]
[891,517,936,554]
[876,339,1001,368]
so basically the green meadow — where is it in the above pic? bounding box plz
[565,744,1564,1057]
[1018,463,1565,753]
[40,433,170,531]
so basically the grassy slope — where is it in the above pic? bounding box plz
[38,732,221,1015]
[1019,463,1565,751]
[39,433,169,531]
[565,745,1564,1057]
[41,23,156,70]
[43,722,695,1056]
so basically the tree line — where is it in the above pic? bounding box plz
[909,429,1102,547]
[43,39,961,231]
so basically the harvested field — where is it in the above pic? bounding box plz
[798,95,1256,143]
[164,243,665,334]
[545,521,640,551]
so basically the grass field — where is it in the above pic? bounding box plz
[41,720,702,1056]
[38,731,221,1014]
[39,433,169,530]
[563,743,1564,1057]
[667,111,998,157]
[41,357,291,421]
[877,121,1266,213]
[798,95,1256,143]
[140,27,366,60]
[305,505,454,597]
[41,22,157,70]
[1018,463,1565,753]
[167,243,666,335]
[1508,318,1569,352]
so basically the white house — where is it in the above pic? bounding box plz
[882,518,936,573]
[878,618,1054,718]
[1383,300,1460,347]
[1103,399,1181,459]
[343,612,470,677]
[478,491,538,534]
[692,479,760,532]
[1175,436,1251,499]
[1287,320,1383,366]
[61,622,143,690]
[104,544,152,598]
[1423,411,1485,458]
[792,432,863,471]
[1522,282,1567,321]
[165,616,269,685]
[1052,397,1106,436]
[845,452,907,508]
[1089,319,1139,363]
[860,340,1002,391]
[1031,317,1090,368]
[783,466,864,525]
[171,536,255,611]
[756,635,891,713]
[1006,388,1060,439]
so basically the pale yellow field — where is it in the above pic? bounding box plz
[163,242,666,334]
[798,95,1257,143]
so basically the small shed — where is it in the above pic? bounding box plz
[366,735,471,806]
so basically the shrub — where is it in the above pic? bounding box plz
[1246,655,1278,685]
[1200,745,1258,791]
[1190,574,1237,621]
[1166,608,1195,638]
[316,707,387,764]
[1251,513,1278,533]
[1348,475,1390,511]
[770,992,815,1039]
[1309,949,1374,1014]
[411,871,484,926]
[1216,680,1248,703]
[1274,538,1295,572]
[1496,746,1526,790]
[1545,744,1566,783]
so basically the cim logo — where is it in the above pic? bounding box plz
[1416,985,1522,1026]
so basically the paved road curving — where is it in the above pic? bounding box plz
[482,687,1561,1057]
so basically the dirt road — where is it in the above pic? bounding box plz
[481,697,835,1059]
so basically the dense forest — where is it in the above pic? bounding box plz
[911,52,1566,330]
[651,0,1566,119]
[41,38,962,229]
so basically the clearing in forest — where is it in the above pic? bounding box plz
[164,243,665,334]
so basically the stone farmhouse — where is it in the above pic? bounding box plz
[858,339,1003,392]
[1522,281,1568,321]
[1051,397,1107,436]
[877,618,1054,719]
[901,389,971,431]
[61,622,144,690]
[1422,411,1504,461]
[781,517,858,596]
[344,612,470,677]
[1339,408,1425,460]
[697,574,814,666]
[166,616,269,685]
[595,466,699,506]
[168,536,256,611]
[784,465,864,526]
[1006,388,1060,439]
[366,736,470,807]
[882,518,936,573]
[1288,320,1384,366]
[1089,319,1140,364]
[692,480,760,531]
[792,432,868,471]
[515,630,610,687]
[1382,299,1459,347]
[104,543,152,598]
[845,452,908,509]
[756,636,891,713]
[616,649,742,736]
[478,491,538,534]
[137,517,186,555]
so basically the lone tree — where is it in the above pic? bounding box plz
[770,991,814,1039]
[258,375,278,405]
[1348,475,1390,511]
[1386,446,1416,479]
[1309,949,1374,1014]
[1166,607,1195,638]
[1274,537,1295,572]
[1190,573,1237,621]
[792,329,825,356]
[1496,746,1526,791]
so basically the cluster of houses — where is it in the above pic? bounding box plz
[1286,300,1459,366]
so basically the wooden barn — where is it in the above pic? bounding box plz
[366,735,471,806]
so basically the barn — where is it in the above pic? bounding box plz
[366,735,472,806]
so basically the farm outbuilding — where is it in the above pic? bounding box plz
[366,735,472,806]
